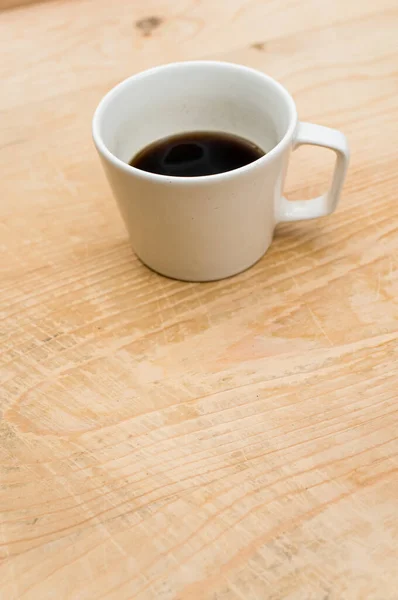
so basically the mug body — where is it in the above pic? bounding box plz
[93,61,297,281]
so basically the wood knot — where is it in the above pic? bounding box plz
[251,42,266,51]
[135,16,163,37]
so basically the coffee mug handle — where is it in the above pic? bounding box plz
[277,122,350,222]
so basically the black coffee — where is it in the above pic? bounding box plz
[129,131,265,177]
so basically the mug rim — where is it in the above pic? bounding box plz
[92,60,298,185]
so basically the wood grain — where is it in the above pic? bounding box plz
[0,0,54,12]
[1,0,398,598]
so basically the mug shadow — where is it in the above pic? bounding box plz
[272,219,326,255]
[121,219,325,287]
[109,216,326,296]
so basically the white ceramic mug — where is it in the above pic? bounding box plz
[93,61,349,281]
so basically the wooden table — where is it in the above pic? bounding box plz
[1,0,397,598]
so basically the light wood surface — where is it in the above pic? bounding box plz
[1,0,398,598]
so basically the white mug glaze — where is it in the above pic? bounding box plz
[93,61,349,281]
